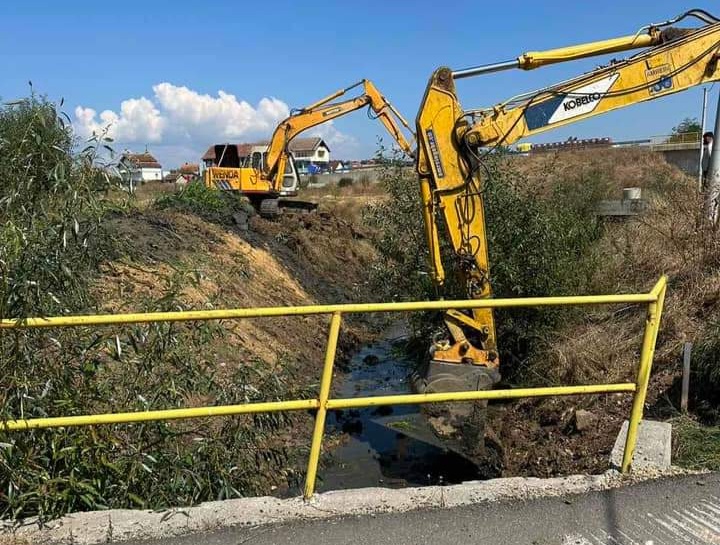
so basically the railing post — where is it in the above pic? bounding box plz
[622,280,667,473]
[303,312,342,499]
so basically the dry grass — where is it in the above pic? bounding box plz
[521,149,720,389]
[297,182,387,225]
[299,179,386,200]
[0,536,31,545]
[509,147,685,197]
[530,317,645,385]
[132,180,178,204]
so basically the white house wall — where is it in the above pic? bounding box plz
[293,145,330,164]
[140,168,163,182]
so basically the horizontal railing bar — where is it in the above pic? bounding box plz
[326,383,636,409]
[1,399,320,431]
[1,384,635,432]
[0,294,658,329]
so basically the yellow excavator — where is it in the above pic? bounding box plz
[416,8,720,393]
[204,79,415,217]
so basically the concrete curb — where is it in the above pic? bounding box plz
[1,468,691,544]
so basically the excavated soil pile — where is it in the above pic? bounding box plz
[96,209,379,371]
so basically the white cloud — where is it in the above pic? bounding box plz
[75,97,164,143]
[306,122,359,152]
[151,83,289,140]
[73,83,361,166]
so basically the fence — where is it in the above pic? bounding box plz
[648,132,702,151]
[299,167,386,187]
[0,276,667,499]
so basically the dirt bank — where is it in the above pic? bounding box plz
[92,148,720,493]
[482,148,720,478]
[96,208,379,370]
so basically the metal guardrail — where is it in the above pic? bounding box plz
[0,277,668,499]
[648,132,701,146]
[646,132,702,152]
[524,132,702,151]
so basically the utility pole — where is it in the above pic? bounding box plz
[705,90,720,224]
[699,87,708,192]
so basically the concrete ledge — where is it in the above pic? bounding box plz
[610,419,673,470]
[1,468,691,545]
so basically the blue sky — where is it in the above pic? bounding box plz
[1,1,715,167]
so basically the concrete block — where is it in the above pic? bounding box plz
[610,419,672,470]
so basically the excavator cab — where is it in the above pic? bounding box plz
[214,144,241,168]
[246,147,299,197]
[204,144,300,203]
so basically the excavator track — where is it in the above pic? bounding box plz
[256,198,318,219]
[258,198,281,219]
[277,198,318,215]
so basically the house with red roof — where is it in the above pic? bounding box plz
[118,150,163,185]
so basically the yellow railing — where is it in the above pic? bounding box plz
[0,276,668,499]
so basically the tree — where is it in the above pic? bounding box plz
[668,117,702,142]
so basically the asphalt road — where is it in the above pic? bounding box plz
[128,473,720,545]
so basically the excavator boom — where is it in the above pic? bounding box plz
[205,79,414,217]
[414,8,720,390]
[266,79,414,185]
[465,16,720,148]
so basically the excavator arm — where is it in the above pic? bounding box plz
[205,79,414,217]
[415,8,720,380]
[465,13,720,148]
[265,79,415,184]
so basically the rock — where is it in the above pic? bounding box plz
[428,416,456,437]
[363,354,380,366]
[573,409,598,432]
[233,212,250,232]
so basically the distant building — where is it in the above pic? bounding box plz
[179,162,200,177]
[174,174,193,187]
[201,138,331,174]
[328,160,350,173]
[118,150,162,185]
[163,162,201,185]
[163,171,192,185]
[285,137,330,174]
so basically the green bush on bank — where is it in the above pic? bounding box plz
[364,150,602,379]
[0,96,306,521]
[686,319,720,423]
[154,181,251,224]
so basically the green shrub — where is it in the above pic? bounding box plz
[0,95,307,521]
[0,94,115,320]
[483,158,602,376]
[673,415,720,470]
[688,319,720,423]
[363,156,433,302]
[364,150,601,379]
[154,181,248,224]
[338,177,353,188]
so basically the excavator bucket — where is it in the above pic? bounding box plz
[415,309,500,394]
[416,359,500,394]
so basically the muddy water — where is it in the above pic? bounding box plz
[315,324,482,492]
